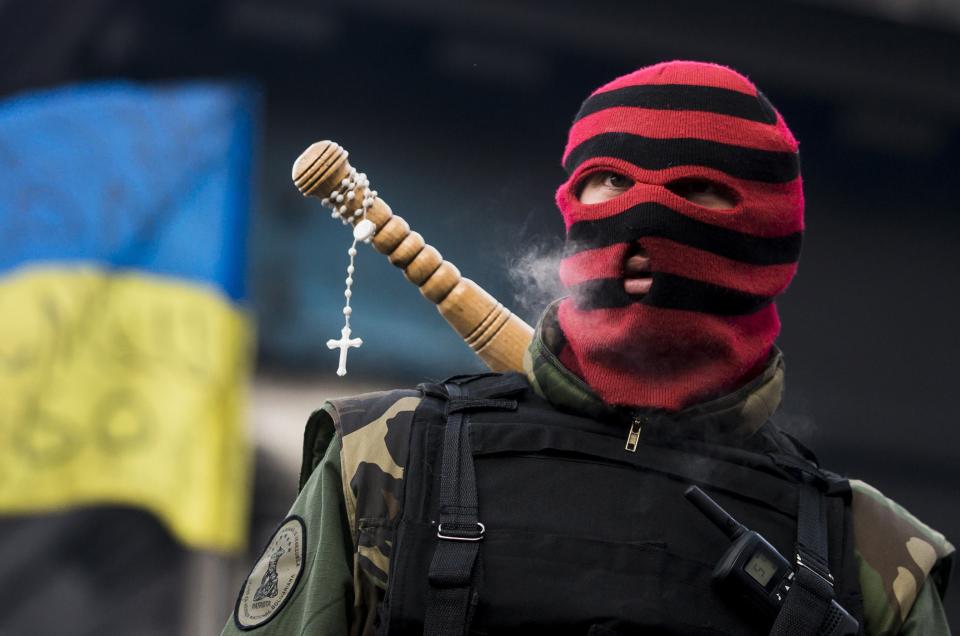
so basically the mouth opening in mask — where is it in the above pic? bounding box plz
[623,243,652,297]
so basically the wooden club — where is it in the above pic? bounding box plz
[292,140,534,373]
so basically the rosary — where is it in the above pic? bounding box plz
[318,166,377,376]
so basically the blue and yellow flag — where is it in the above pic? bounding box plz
[0,82,256,552]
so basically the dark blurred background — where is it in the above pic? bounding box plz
[1,0,958,633]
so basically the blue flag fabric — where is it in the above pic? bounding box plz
[0,81,254,299]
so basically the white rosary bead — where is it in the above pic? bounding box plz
[348,247,357,256]
[354,210,363,217]
[343,306,352,316]
[347,191,355,201]
[347,265,355,274]
[353,219,376,242]
[344,289,352,298]
[341,178,350,187]
[339,205,348,214]
[346,276,353,285]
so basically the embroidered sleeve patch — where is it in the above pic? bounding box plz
[234,516,306,630]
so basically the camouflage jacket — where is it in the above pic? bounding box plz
[222,305,953,636]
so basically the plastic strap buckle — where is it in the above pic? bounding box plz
[796,551,835,588]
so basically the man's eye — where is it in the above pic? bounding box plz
[665,177,739,210]
[575,170,635,203]
[603,172,633,189]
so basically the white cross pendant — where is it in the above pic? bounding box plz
[327,325,363,377]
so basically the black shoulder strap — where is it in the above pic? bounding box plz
[422,380,518,636]
[420,372,528,400]
[770,482,860,636]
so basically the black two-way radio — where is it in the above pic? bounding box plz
[685,486,859,636]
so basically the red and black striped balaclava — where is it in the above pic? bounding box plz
[556,61,803,412]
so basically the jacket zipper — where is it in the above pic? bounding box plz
[625,415,644,452]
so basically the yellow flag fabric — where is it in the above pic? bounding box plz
[0,82,257,552]
[0,266,252,551]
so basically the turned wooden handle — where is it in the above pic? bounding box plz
[292,140,534,373]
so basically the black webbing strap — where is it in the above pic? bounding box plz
[423,383,486,636]
[770,484,838,635]
[796,485,835,590]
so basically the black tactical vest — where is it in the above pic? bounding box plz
[375,373,862,635]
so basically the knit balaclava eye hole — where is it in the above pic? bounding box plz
[555,60,804,412]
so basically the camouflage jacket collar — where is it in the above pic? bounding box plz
[523,301,786,442]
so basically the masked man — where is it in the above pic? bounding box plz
[222,61,953,635]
